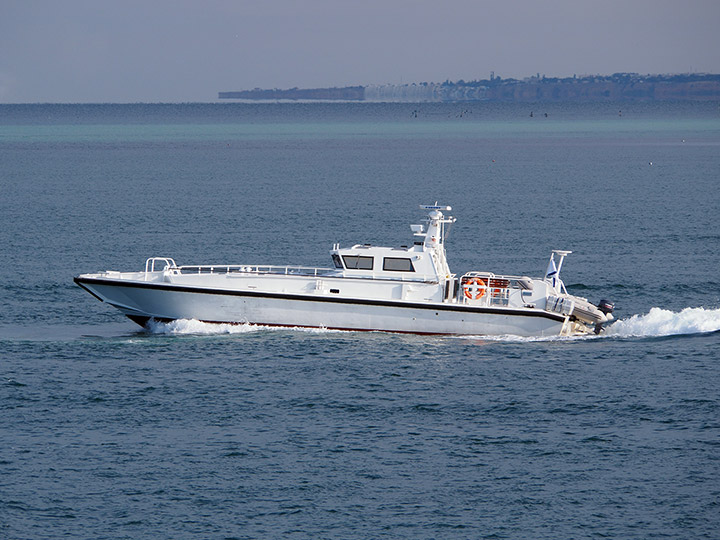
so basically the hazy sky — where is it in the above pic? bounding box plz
[2,0,719,103]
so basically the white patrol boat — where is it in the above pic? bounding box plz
[74,205,614,337]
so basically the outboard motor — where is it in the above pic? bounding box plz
[597,299,614,316]
[594,299,615,334]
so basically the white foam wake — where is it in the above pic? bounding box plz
[145,319,341,336]
[146,319,263,335]
[606,307,720,338]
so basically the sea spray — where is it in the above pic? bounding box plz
[145,319,342,336]
[606,306,720,337]
[146,319,263,335]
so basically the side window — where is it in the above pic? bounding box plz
[383,257,415,272]
[332,254,344,269]
[342,255,374,270]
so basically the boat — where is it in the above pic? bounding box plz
[74,205,614,337]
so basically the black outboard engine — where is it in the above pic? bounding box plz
[594,299,615,334]
[597,299,614,316]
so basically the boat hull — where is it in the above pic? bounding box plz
[75,276,569,337]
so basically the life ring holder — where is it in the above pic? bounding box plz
[463,277,487,300]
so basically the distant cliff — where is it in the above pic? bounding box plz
[219,73,720,102]
[219,86,365,101]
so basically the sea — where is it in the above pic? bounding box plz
[1,101,719,539]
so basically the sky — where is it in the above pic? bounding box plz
[1,0,719,103]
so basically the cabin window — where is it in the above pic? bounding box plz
[342,255,374,270]
[332,254,344,269]
[383,257,415,272]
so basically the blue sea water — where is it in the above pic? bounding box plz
[1,101,720,539]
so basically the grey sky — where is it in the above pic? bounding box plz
[2,0,719,103]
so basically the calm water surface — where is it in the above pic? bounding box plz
[1,102,720,539]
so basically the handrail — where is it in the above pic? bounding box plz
[461,271,527,281]
[145,257,177,273]
[178,264,337,277]
[176,263,440,284]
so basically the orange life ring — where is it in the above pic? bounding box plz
[463,277,487,300]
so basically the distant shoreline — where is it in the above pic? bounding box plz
[220,73,720,103]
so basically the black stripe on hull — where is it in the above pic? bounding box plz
[75,276,567,324]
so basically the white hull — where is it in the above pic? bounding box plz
[75,276,569,337]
